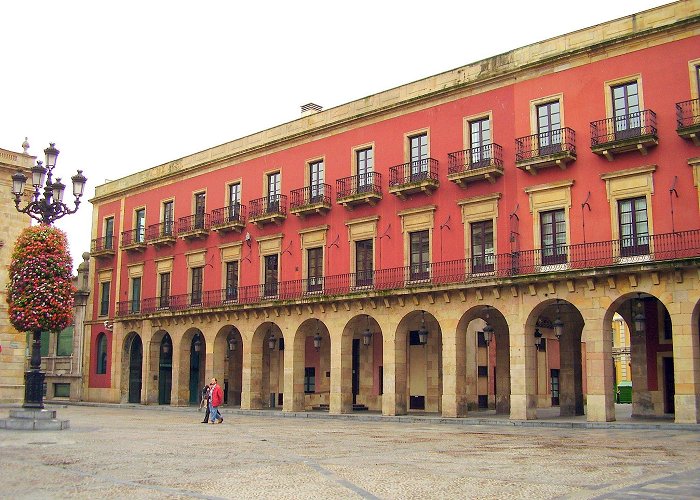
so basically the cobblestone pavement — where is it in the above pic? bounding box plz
[1,405,699,499]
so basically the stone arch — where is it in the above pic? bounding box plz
[290,318,331,412]
[178,327,206,405]
[334,314,384,413]
[525,298,585,417]
[394,310,443,414]
[454,305,510,415]
[119,331,143,404]
[147,329,172,405]
[604,291,675,419]
[247,322,285,409]
[213,325,243,406]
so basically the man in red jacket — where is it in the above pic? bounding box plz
[209,378,224,424]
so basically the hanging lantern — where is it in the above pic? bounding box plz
[193,334,202,352]
[268,332,276,350]
[634,295,646,335]
[228,337,237,351]
[162,336,171,354]
[313,333,322,351]
[553,299,564,339]
[483,323,495,346]
[362,315,373,346]
[418,311,429,345]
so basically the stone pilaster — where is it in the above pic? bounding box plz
[671,310,700,424]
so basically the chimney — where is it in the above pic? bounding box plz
[301,103,323,117]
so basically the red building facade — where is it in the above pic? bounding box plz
[87,2,700,423]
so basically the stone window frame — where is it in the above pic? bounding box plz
[97,268,113,318]
[688,58,700,100]
[351,142,375,177]
[160,198,175,223]
[529,93,566,135]
[264,169,282,198]
[403,127,431,163]
[304,155,326,187]
[226,178,243,207]
[102,214,115,241]
[257,233,283,287]
[219,242,243,290]
[600,165,656,256]
[398,205,436,270]
[299,225,328,292]
[155,258,174,299]
[127,263,144,312]
[95,332,108,375]
[463,111,494,150]
[191,188,207,215]
[346,215,379,288]
[458,193,501,272]
[185,250,207,299]
[603,74,645,118]
[133,206,146,242]
[524,180,574,263]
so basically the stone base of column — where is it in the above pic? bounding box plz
[675,394,700,424]
[586,394,615,422]
[0,409,70,431]
[441,394,468,417]
[509,395,536,420]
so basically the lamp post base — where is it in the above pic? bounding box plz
[23,370,46,409]
[0,408,70,431]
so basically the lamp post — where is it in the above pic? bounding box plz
[10,143,87,410]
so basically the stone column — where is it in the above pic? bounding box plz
[171,338,186,406]
[241,335,262,410]
[672,309,700,424]
[509,321,536,420]
[284,333,305,412]
[495,332,511,414]
[584,317,615,422]
[382,328,407,416]
[330,333,352,414]
[441,323,467,417]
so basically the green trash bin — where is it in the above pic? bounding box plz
[616,381,632,404]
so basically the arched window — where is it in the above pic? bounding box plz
[96,333,108,375]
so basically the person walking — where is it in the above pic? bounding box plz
[199,383,211,423]
[209,377,224,424]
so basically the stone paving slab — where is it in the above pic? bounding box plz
[1,405,699,499]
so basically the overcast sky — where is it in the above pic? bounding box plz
[0,0,670,271]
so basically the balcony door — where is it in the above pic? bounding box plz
[471,220,494,273]
[194,193,206,230]
[540,209,567,266]
[470,118,491,168]
[619,196,649,257]
[228,183,241,221]
[612,81,641,139]
[267,172,280,212]
[357,148,373,193]
[163,201,174,236]
[409,133,428,181]
[264,254,279,297]
[309,161,324,203]
[409,230,430,281]
[537,101,561,155]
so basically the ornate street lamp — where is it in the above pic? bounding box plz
[313,320,322,351]
[11,143,86,225]
[534,328,543,351]
[418,311,429,345]
[634,293,646,335]
[553,299,564,340]
[362,315,373,347]
[483,306,494,346]
[9,143,86,410]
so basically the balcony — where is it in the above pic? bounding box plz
[91,236,116,259]
[676,99,700,146]
[590,110,658,160]
[114,229,700,319]
[290,184,332,218]
[388,159,439,198]
[336,172,382,208]
[146,222,177,247]
[178,213,210,240]
[248,195,287,226]
[515,128,576,174]
[211,204,246,233]
[447,144,504,186]
[120,229,147,252]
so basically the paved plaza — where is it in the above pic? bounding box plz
[1,405,699,499]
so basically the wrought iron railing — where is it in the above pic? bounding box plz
[249,195,287,219]
[676,99,700,130]
[146,221,176,240]
[389,158,438,187]
[211,203,246,226]
[178,213,210,233]
[91,235,115,252]
[290,184,332,209]
[590,110,657,146]
[115,229,700,317]
[336,172,382,199]
[515,128,576,162]
[448,144,503,174]
[121,228,146,247]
